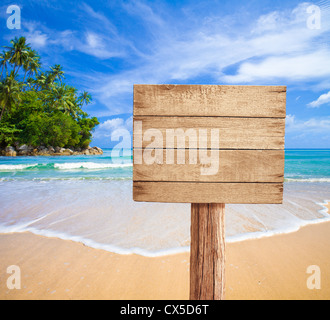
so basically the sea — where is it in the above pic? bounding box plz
[0,149,329,257]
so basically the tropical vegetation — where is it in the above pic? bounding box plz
[0,37,99,150]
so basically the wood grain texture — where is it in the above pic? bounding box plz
[133,84,286,204]
[133,116,285,150]
[134,85,286,118]
[190,203,225,300]
[133,182,283,204]
[133,150,284,183]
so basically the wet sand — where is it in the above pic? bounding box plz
[0,203,329,300]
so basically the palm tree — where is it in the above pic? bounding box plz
[39,68,60,90]
[46,84,78,118]
[34,72,47,91]
[26,77,35,90]
[22,49,41,84]
[4,37,31,76]
[0,50,11,80]
[49,64,65,84]
[45,72,56,88]
[0,72,21,122]
[78,91,92,106]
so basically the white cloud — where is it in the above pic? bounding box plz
[286,114,296,126]
[91,1,330,115]
[15,1,330,117]
[93,116,132,139]
[19,3,133,60]
[223,50,330,83]
[86,32,101,48]
[308,91,330,108]
[222,2,330,83]
[123,0,165,27]
[21,22,48,48]
[286,114,330,133]
[92,116,133,148]
[27,31,48,48]
[80,31,125,59]
[80,3,118,34]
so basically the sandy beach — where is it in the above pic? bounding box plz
[0,203,329,300]
[0,0,329,302]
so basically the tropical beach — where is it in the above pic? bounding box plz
[1,0,330,302]
[0,149,329,299]
[0,212,329,300]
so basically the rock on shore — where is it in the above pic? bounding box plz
[0,145,103,157]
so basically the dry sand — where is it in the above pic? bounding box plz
[0,203,329,300]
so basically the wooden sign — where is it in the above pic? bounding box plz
[133,85,286,204]
[133,84,286,300]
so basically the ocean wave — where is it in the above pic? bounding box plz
[0,205,329,257]
[0,178,329,257]
[0,177,132,182]
[0,224,190,257]
[0,164,38,170]
[285,178,330,182]
[0,162,132,171]
[54,162,132,170]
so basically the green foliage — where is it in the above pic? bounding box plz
[0,37,99,150]
[19,111,80,148]
[0,123,21,146]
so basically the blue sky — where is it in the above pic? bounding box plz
[1,0,330,148]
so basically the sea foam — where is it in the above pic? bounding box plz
[54,162,132,170]
[0,162,132,171]
[0,180,329,257]
[0,164,38,170]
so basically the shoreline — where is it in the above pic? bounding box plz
[0,198,327,258]
[0,145,103,157]
[0,202,329,300]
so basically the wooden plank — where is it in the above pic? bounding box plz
[134,85,286,118]
[133,182,283,204]
[133,150,284,183]
[133,116,285,150]
[190,203,225,300]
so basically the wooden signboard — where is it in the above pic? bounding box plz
[132,84,286,299]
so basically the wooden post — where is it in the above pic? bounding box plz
[190,203,225,300]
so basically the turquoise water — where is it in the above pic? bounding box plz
[0,149,329,181]
[0,149,133,181]
[0,149,329,256]
[285,149,330,182]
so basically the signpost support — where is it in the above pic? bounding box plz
[190,203,225,300]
